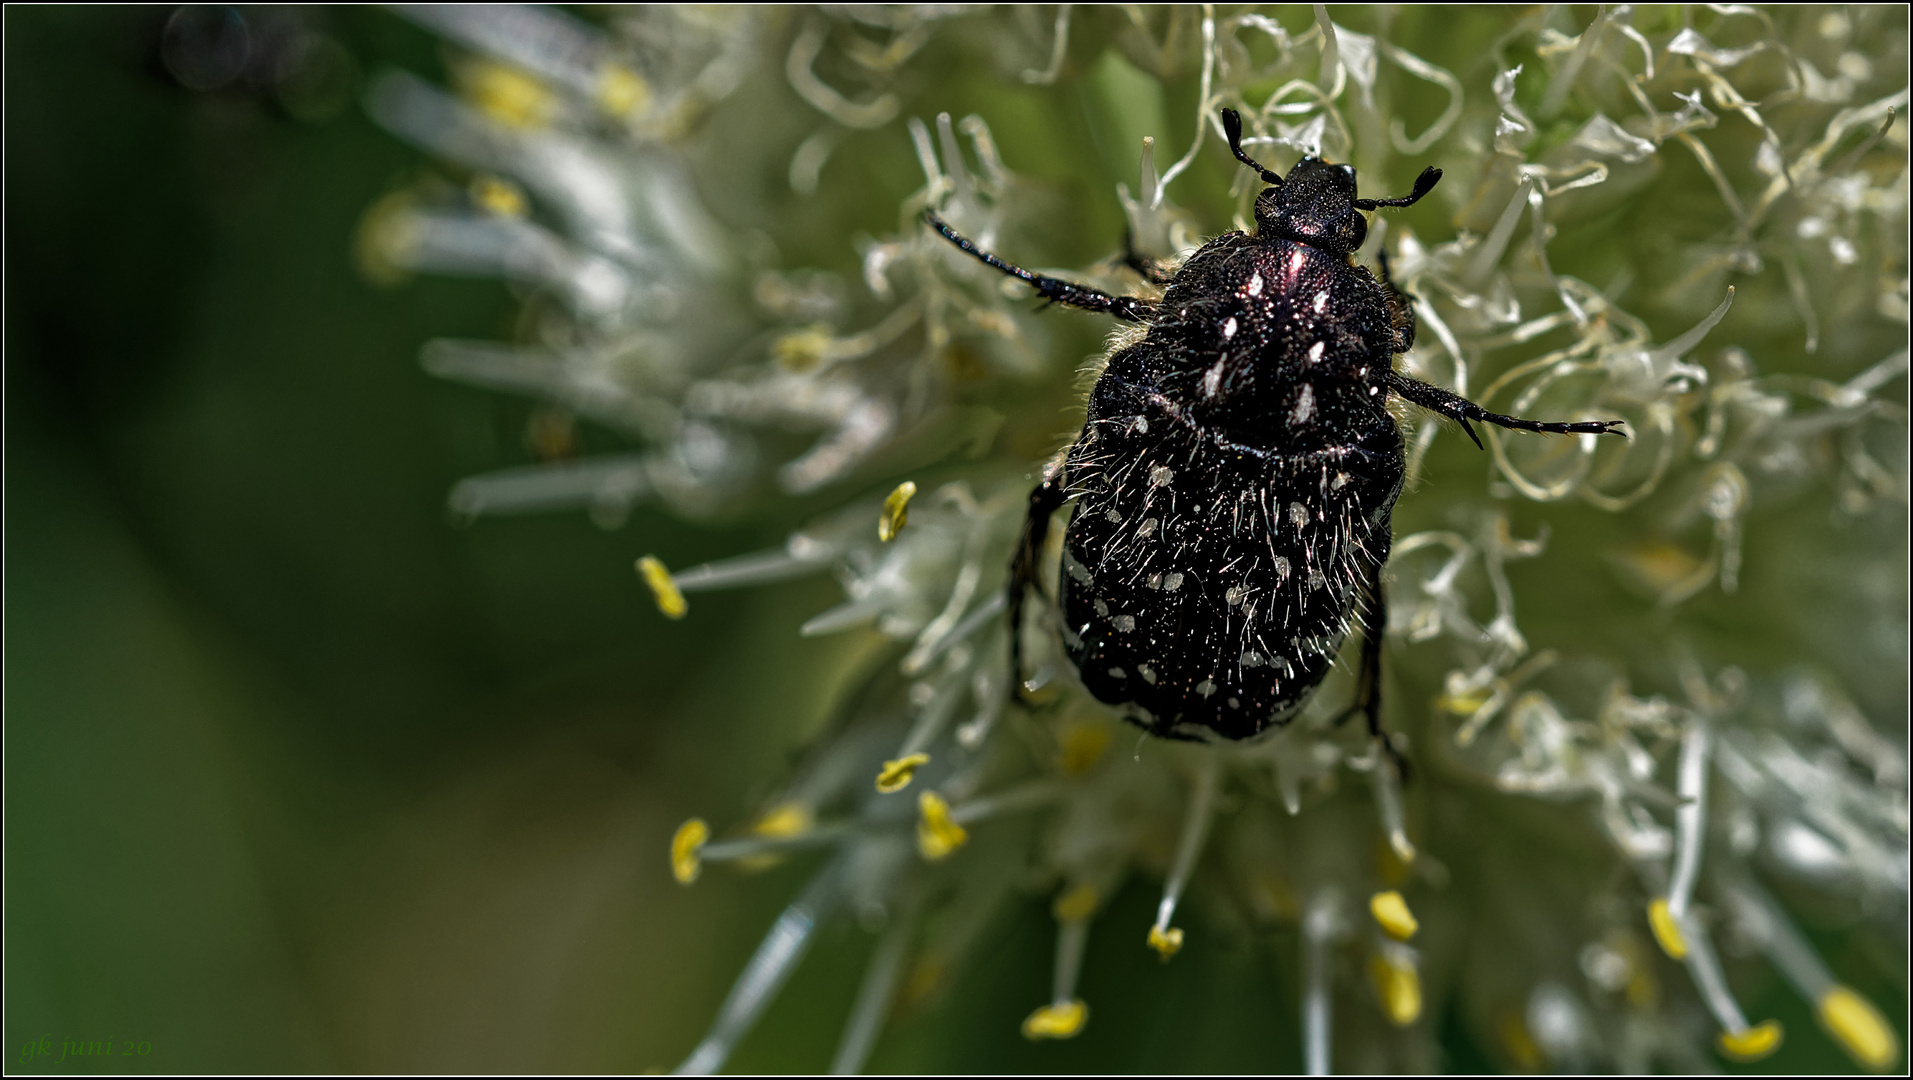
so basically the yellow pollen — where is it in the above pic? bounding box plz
[771,324,832,372]
[916,791,968,860]
[1717,1019,1783,1062]
[636,556,687,619]
[1647,898,1688,959]
[670,818,708,884]
[879,481,917,542]
[459,60,555,129]
[1147,923,1184,960]
[753,801,813,839]
[1052,884,1099,924]
[875,753,929,793]
[470,174,528,218]
[1437,685,1494,715]
[595,62,651,118]
[1498,1011,1542,1070]
[1368,950,1422,1026]
[355,191,422,286]
[1058,720,1110,774]
[1370,890,1419,941]
[1022,999,1088,1040]
[1819,985,1899,1070]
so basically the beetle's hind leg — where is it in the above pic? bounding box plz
[1008,470,1068,706]
[1387,370,1627,449]
[925,211,1156,324]
[1333,555,1409,781]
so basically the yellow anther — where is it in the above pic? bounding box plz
[901,952,948,1007]
[1498,1011,1542,1071]
[1621,539,1714,603]
[1058,719,1110,774]
[355,191,422,286]
[1021,999,1088,1040]
[878,481,917,542]
[1052,884,1099,923]
[1717,1019,1783,1062]
[1370,890,1419,941]
[1819,985,1899,1070]
[1437,685,1493,715]
[459,60,555,129]
[1647,898,1688,959]
[916,791,968,860]
[753,801,812,839]
[771,324,832,372]
[670,818,708,884]
[595,62,651,118]
[875,753,929,793]
[636,556,687,619]
[1367,949,1422,1027]
[1147,923,1184,960]
[470,174,527,218]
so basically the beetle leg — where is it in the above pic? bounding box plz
[1122,223,1178,285]
[926,211,1157,324]
[1387,370,1627,447]
[1334,553,1409,781]
[1009,469,1069,706]
[1376,248,1417,353]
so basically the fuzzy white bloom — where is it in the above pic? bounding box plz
[367,7,1906,1074]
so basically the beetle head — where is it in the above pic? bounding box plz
[1219,108,1441,257]
[1255,158,1367,253]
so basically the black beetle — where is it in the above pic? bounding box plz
[926,108,1622,761]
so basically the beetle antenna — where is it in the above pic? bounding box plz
[1353,166,1441,211]
[1220,108,1282,187]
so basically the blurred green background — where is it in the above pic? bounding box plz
[5,6,1902,1074]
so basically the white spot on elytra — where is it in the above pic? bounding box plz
[1225,585,1247,606]
[1137,518,1158,538]
[1288,503,1308,528]
[1201,358,1226,399]
[1146,572,1163,589]
[1221,316,1238,339]
[1291,383,1316,425]
[1132,415,1150,434]
[1065,551,1092,584]
[1274,556,1291,579]
[1111,614,1135,631]
[1105,508,1122,523]
[1313,290,1329,314]
[1307,568,1327,590]
[1330,472,1349,490]
[1287,250,1305,280]
[1093,599,1110,617]
[1247,273,1264,297]
[1241,650,1265,667]
[1196,679,1218,697]
[1138,663,1158,684]
[1306,341,1325,364]
[1149,465,1174,487]
[1162,572,1185,591]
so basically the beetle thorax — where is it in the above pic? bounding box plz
[1163,239,1392,449]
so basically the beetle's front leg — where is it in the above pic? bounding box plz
[1008,467,1068,706]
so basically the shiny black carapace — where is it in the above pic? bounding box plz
[927,108,1622,763]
